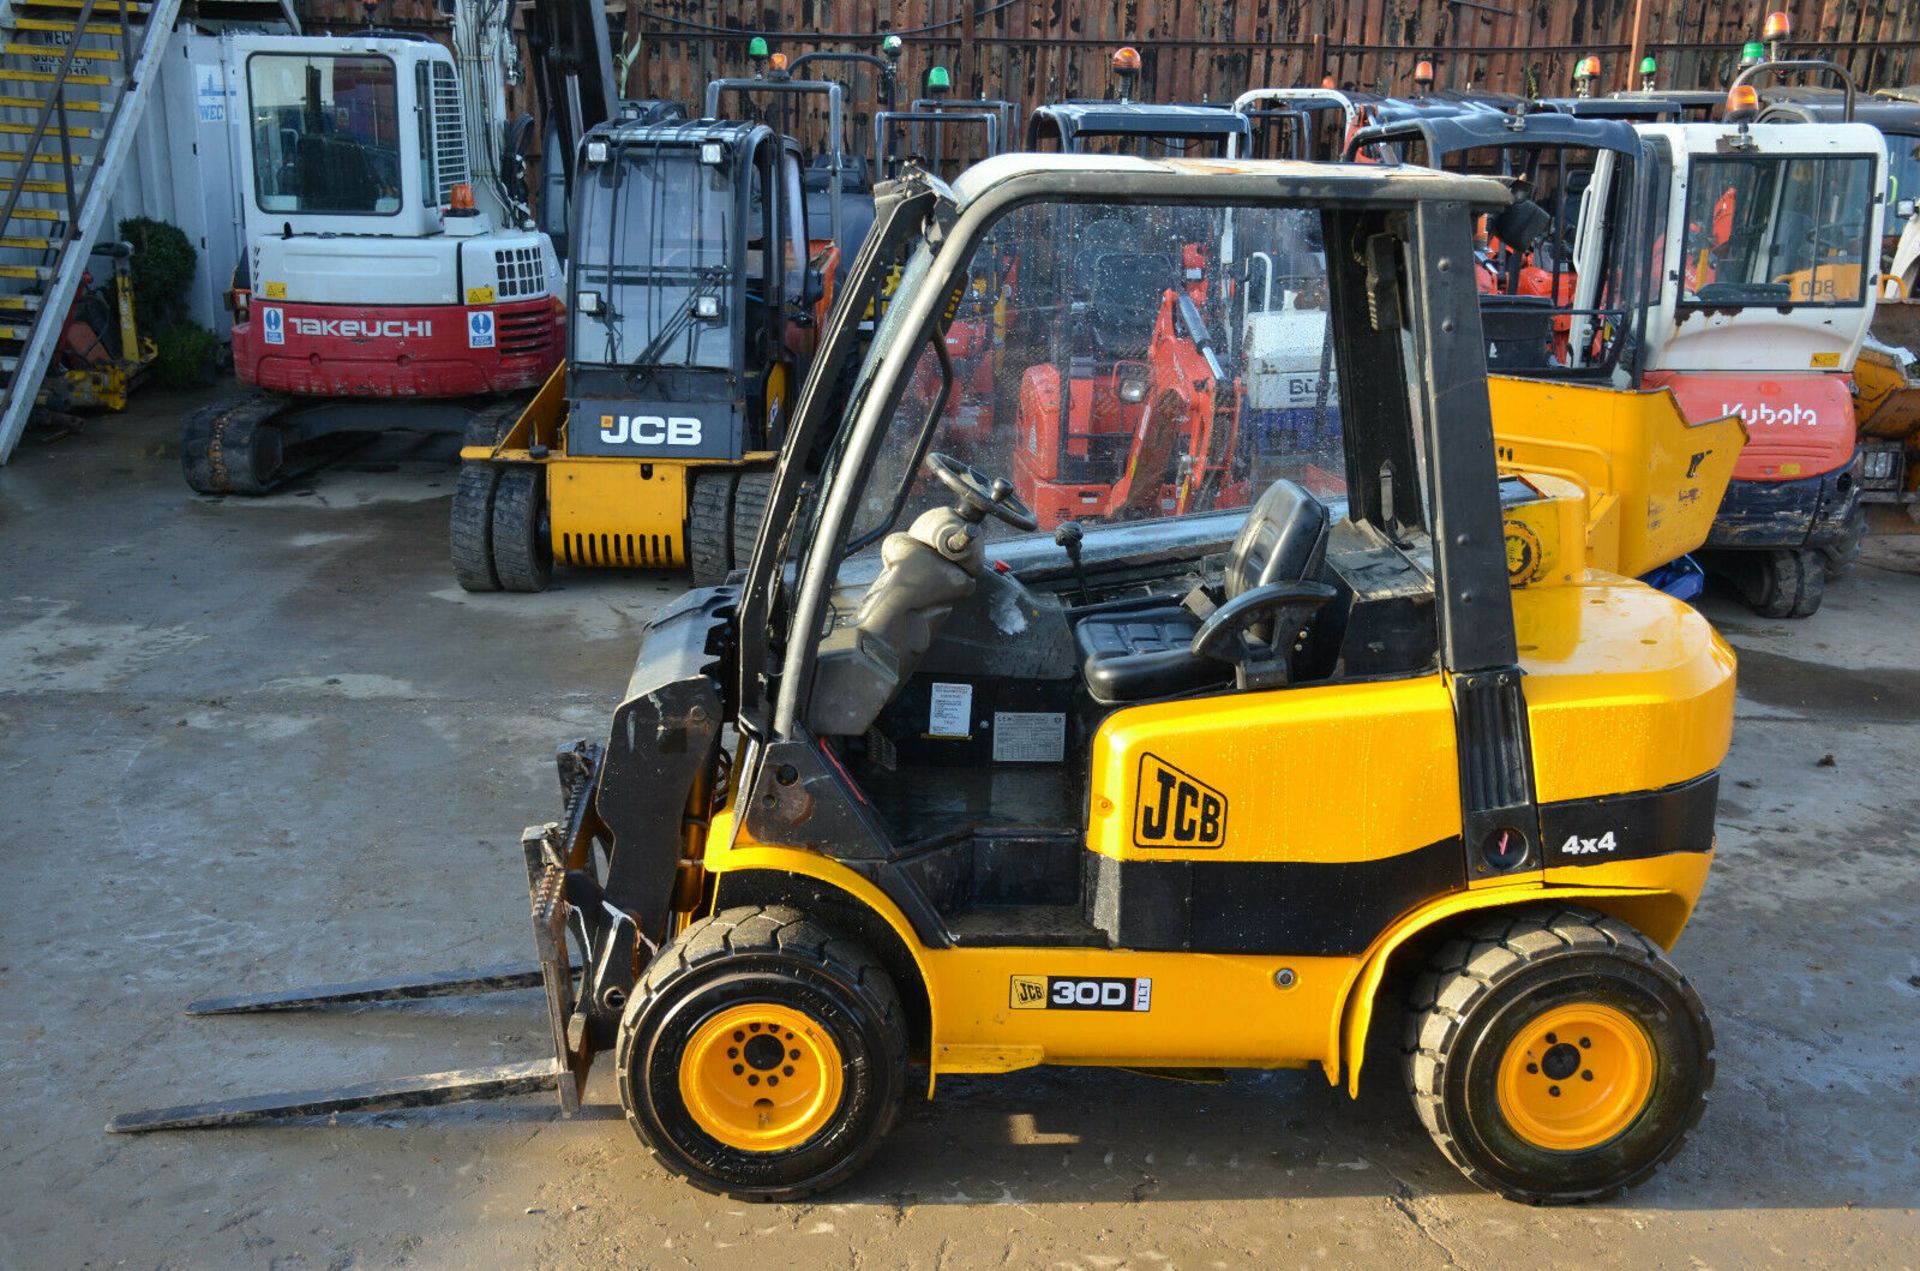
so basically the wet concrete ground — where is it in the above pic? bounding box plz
[1,390,1916,1268]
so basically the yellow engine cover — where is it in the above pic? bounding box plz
[1087,675,1461,864]
[1489,376,1746,579]
[544,458,689,568]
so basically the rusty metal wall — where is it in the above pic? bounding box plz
[303,1,1920,168]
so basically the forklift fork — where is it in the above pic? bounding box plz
[107,746,617,1135]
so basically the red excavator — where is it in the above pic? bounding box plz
[181,0,625,493]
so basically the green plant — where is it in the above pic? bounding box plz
[118,216,196,329]
[153,321,219,388]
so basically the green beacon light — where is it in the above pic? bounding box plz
[1739,40,1765,69]
[1638,55,1657,92]
[926,65,951,95]
[882,33,903,59]
[748,35,769,60]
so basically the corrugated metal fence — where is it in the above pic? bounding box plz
[305,1,1920,168]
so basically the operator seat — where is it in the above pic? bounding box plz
[1074,479,1332,704]
[1085,252,1178,359]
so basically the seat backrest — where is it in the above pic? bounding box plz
[1224,478,1331,598]
[1085,251,1176,359]
[296,134,378,211]
[804,152,872,192]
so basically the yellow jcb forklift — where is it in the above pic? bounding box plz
[114,156,1744,1207]
[453,51,900,591]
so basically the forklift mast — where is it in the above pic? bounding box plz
[520,0,619,208]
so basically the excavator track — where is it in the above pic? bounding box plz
[180,390,287,495]
[180,391,462,496]
[179,390,374,496]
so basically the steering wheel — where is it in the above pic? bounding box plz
[1811,221,1859,252]
[926,451,1038,531]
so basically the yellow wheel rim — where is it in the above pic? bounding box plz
[1496,1002,1656,1151]
[678,1003,844,1152]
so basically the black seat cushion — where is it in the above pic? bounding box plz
[1074,480,1331,704]
[1073,606,1229,704]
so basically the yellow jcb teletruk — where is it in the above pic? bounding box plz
[113,154,1745,1206]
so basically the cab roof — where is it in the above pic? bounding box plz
[1355,108,1644,159]
[583,117,765,149]
[945,151,1512,213]
[1370,89,1526,125]
[1533,95,1686,121]
[1761,86,1920,133]
[1027,100,1252,141]
[1638,119,1889,154]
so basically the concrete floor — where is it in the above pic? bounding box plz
[1,389,1917,1269]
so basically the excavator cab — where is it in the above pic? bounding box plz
[452,103,865,590]
[1344,110,1655,379]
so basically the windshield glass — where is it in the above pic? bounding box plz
[836,198,1348,561]
[1679,154,1875,306]
[1401,140,1639,374]
[248,53,401,215]
[572,149,737,369]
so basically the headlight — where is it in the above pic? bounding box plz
[1864,449,1896,481]
[1118,378,1148,404]
[694,294,722,320]
[700,141,725,165]
[585,140,609,165]
[576,291,602,314]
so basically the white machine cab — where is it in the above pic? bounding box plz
[1636,120,1885,374]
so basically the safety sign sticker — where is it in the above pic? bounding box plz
[927,682,972,738]
[991,711,1064,763]
[468,310,496,349]
[261,307,284,345]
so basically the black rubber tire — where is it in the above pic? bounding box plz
[1821,504,1867,577]
[449,463,503,592]
[730,470,775,573]
[490,465,552,592]
[1404,905,1715,1205]
[687,470,738,587]
[1744,548,1826,619]
[463,398,525,449]
[616,905,908,1203]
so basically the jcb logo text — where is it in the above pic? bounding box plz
[598,414,703,446]
[1134,754,1227,849]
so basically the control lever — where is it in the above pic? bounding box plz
[1054,520,1091,604]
